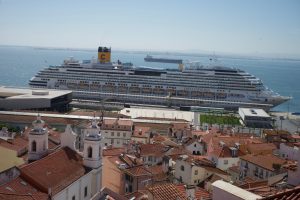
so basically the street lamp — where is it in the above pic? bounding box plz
[279,116,284,130]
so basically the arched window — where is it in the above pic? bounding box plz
[88,146,93,158]
[99,146,101,157]
[180,165,184,171]
[32,141,37,152]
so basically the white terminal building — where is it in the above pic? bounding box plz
[238,107,272,128]
[0,86,72,111]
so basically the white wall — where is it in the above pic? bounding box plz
[279,143,299,160]
[175,159,192,184]
[185,141,204,155]
[53,169,98,200]
[102,130,131,148]
[142,155,162,166]
[216,157,240,171]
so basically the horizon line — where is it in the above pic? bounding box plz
[1,44,300,61]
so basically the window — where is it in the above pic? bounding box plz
[72,196,75,200]
[181,165,185,171]
[123,132,126,137]
[84,186,87,197]
[195,170,198,175]
[32,141,36,152]
[194,144,197,147]
[117,132,120,137]
[88,146,93,158]
[224,160,228,165]
[111,132,114,136]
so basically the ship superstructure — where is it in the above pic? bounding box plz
[29,47,290,110]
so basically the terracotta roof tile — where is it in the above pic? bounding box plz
[103,147,126,156]
[124,191,148,199]
[147,183,187,200]
[243,143,277,155]
[133,126,151,138]
[133,122,170,133]
[240,154,286,171]
[140,143,166,157]
[99,187,128,200]
[19,147,88,195]
[0,137,28,156]
[0,177,48,200]
[103,119,133,126]
[228,165,240,173]
[239,180,268,189]
[260,186,300,199]
[123,165,152,177]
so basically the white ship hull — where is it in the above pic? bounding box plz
[29,54,290,111]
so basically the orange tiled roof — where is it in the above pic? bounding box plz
[171,122,190,130]
[19,147,87,195]
[133,122,170,132]
[242,143,277,155]
[176,185,211,200]
[99,187,128,200]
[239,180,268,190]
[0,177,48,200]
[0,137,27,154]
[240,154,286,171]
[103,147,126,156]
[147,183,187,200]
[123,165,152,177]
[103,119,133,126]
[260,186,300,200]
[140,143,166,157]
[133,126,151,138]
[228,165,240,173]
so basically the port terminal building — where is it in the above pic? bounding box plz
[0,86,72,112]
[238,107,272,128]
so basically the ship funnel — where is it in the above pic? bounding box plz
[98,46,111,63]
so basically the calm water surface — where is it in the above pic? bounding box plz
[0,46,299,112]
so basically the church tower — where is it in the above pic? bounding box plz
[83,114,102,192]
[83,114,102,168]
[28,114,48,161]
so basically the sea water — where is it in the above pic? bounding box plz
[0,46,299,112]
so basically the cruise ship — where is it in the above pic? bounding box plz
[29,47,290,110]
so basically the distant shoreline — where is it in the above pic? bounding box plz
[1,44,300,62]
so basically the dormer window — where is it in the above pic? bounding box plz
[230,147,238,157]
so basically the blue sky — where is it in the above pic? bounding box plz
[0,0,299,57]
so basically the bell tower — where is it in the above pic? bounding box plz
[83,113,102,169]
[83,114,102,192]
[28,114,48,161]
